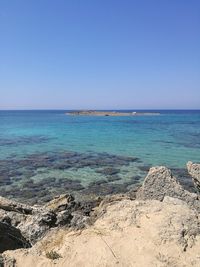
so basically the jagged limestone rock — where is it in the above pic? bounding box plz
[136,166,200,212]
[0,196,57,244]
[0,194,92,245]
[45,194,77,212]
[17,210,57,244]
[0,196,33,215]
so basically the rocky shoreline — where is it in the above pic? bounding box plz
[0,161,200,267]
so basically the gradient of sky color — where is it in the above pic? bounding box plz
[0,0,200,109]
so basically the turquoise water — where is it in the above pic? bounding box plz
[0,110,200,203]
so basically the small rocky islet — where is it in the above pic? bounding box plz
[66,110,160,116]
[0,161,199,267]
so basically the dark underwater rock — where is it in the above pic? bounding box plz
[96,167,120,175]
[57,179,85,191]
[171,168,196,193]
[0,175,12,186]
[0,150,140,203]
[83,182,129,196]
[138,165,152,172]
[88,180,108,187]
[107,175,121,182]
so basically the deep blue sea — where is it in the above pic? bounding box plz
[0,110,200,204]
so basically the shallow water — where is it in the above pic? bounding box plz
[0,110,199,203]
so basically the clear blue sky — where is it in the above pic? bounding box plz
[0,0,199,109]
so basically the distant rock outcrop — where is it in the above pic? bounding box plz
[187,161,200,192]
[66,110,160,116]
[136,166,200,212]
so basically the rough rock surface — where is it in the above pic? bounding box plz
[0,196,57,244]
[0,221,30,253]
[0,194,94,245]
[45,194,76,212]
[0,196,33,215]
[17,210,57,244]
[0,255,16,267]
[136,166,200,212]
[187,161,200,192]
[3,198,200,267]
[1,162,200,266]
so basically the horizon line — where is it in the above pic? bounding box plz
[0,108,200,111]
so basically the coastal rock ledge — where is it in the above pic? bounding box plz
[136,165,200,212]
[0,162,200,267]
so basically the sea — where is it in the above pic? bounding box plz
[0,110,200,204]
